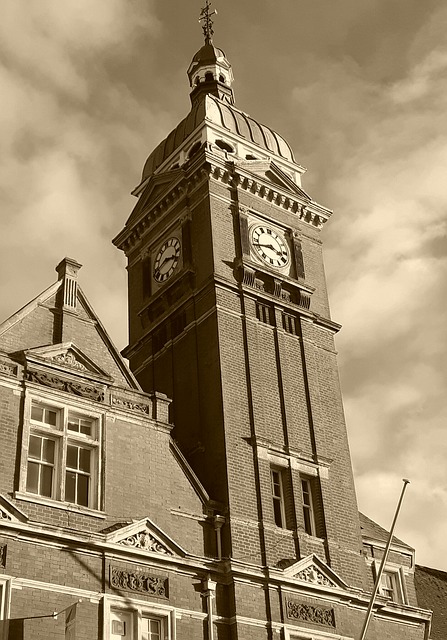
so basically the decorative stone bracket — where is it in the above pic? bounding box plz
[238,261,313,310]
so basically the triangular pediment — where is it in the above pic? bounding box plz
[238,160,312,201]
[0,494,28,523]
[105,518,187,557]
[282,554,349,590]
[127,172,183,228]
[25,342,112,381]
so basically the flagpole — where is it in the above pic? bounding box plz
[359,478,410,640]
[7,598,82,622]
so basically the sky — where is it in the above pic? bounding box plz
[0,1,446,570]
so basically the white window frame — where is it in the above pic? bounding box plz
[104,596,174,640]
[301,476,316,536]
[19,393,103,512]
[375,562,407,604]
[271,467,286,528]
[285,630,353,640]
[0,577,12,640]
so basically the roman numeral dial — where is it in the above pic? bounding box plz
[250,225,289,268]
[153,237,181,283]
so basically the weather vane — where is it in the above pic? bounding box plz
[199,1,217,45]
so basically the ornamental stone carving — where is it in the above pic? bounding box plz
[0,507,12,522]
[286,600,335,627]
[26,370,104,402]
[0,362,17,377]
[111,396,150,415]
[51,352,87,371]
[110,566,168,598]
[295,565,337,588]
[119,531,173,555]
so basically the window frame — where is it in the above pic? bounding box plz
[282,312,298,335]
[270,467,287,529]
[284,629,354,640]
[105,597,173,640]
[256,301,274,325]
[19,393,103,512]
[300,476,316,536]
[375,563,407,604]
[0,577,12,640]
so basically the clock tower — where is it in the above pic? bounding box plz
[113,10,366,589]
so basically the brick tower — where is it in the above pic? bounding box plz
[113,14,366,588]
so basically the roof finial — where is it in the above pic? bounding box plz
[199,1,217,45]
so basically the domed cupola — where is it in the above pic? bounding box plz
[187,1,234,106]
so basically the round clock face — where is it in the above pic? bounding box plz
[250,225,289,268]
[153,237,181,283]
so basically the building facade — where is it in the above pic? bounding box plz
[0,20,435,640]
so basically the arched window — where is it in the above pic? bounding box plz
[219,74,225,83]
[246,154,257,160]
[205,72,213,82]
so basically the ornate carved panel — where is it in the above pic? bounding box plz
[119,531,173,555]
[110,566,168,598]
[286,600,335,627]
[0,361,17,377]
[294,565,338,588]
[25,370,104,402]
[50,352,87,371]
[111,396,150,415]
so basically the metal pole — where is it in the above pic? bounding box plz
[359,478,410,640]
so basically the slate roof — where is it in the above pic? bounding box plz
[415,565,447,640]
[359,511,413,550]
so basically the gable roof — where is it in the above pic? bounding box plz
[0,259,139,390]
[359,511,413,550]
[24,342,112,381]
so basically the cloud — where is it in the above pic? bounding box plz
[0,0,445,573]
[286,7,447,568]
[0,1,166,347]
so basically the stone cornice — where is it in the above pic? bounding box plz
[115,151,332,255]
[228,163,332,227]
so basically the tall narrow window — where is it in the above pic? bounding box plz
[26,435,55,498]
[256,302,273,325]
[271,468,286,528]
[301,477,316,535]
[379,569,404,604]
[282,312,297,335]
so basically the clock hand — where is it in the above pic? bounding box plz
[158,254,175,269]
[253,242,283,256]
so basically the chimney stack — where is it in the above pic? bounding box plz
[55,257,82,312]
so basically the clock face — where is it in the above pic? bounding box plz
[153,237,181,283]
[250,225,289,268]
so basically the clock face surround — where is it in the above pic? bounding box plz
[153,237,181,283]
[250,225,289,268]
